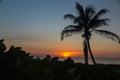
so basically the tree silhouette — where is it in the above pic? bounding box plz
[0,39,6,53]
[61,2,120,65]
[0,39,120,80]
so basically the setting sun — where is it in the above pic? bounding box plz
[62,52,71,58]
[59,51,81,58]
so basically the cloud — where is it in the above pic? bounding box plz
[5,35,34,41]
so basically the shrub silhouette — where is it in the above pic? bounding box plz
[0,39,120,80]
[0,39,6,53]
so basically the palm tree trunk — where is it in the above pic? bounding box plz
[87,39,97,64]
[83,39,88,65]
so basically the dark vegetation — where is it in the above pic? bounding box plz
[0,39,120,80]
[0,2,120,80]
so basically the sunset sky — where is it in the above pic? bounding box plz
[0,0,120,58]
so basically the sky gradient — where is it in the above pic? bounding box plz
[0,0,120,58]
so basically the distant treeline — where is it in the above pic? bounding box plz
[0,39,120,80]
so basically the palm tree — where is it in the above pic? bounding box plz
[61,2,120,65]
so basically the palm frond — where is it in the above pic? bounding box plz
[64,14,82,24]
[90,18,110,29]
[75,16,86,24]
[76,2,85,17]
[61,27,83,41]
[64,25,83,30]
[89,9,110,30]
[95,30,120,44]
[93,9,110,19]
[73,16,80,24]
[64,14,76,20]
[64,14,81,24]
[85,6,95,18]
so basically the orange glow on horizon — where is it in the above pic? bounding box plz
[21,48,82,58]
[62,52,71,58]
[59,51,82,58]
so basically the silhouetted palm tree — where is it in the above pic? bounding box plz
[61,2,120,65]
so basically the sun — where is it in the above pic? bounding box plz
[62,52,71,58]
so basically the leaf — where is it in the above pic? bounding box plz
[95,30,120,44]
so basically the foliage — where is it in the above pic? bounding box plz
[0,39,120,80]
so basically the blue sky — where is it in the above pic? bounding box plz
[0,0,120,57]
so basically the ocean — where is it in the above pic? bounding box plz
[34,55,120,64]
[60,57,120,64]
